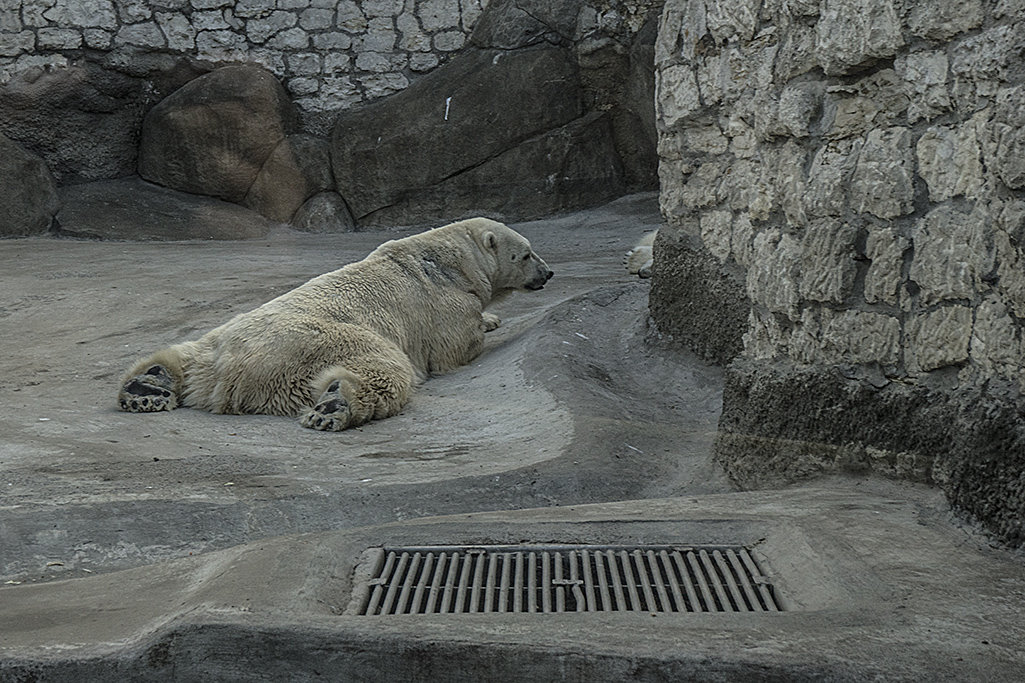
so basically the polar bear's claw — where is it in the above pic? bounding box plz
[301,381,352,431]
[119,365,177,412]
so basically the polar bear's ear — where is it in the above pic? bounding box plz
[482,231,497,251]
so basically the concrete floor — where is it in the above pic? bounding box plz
[2,194,1024,680]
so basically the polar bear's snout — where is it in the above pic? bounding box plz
[525,258,554,290]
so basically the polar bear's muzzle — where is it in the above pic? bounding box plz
[526,268,554,290]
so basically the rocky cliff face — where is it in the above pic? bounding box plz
[652,0,1025,546]
[0,0,660,235]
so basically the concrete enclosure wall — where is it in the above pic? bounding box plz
[651,0,1025,546]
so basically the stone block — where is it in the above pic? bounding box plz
[336,1,368,32]
[700,209,732,262]
[911,204,993,305]
[790,308,901,365]
[420,0,461,32]
[157,13,197,51]
[908,306,973,372]
[777,82,822,138]
[805,138,860,218]
[864,224,907,306]
[915,118,984,202]
[656,65,700,129]
[971,298,1022,373]
[897,50,951,123]
[115,21,166,48]
[905,0,983,41]
[825,69,908,139]
[37,28,83,50]
[42,0,117,30]
[815,0,903,75]
[850,126,914,220]
[992,123,1025,190]
[950,25,1019,112]
[705,0,761,44]
[995,228,1025,320]
[247,11,297,43]
[799,219,857,304]
[747,228,801,318]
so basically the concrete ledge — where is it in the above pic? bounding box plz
[2,485,1023,680]
[716,358,1025,548]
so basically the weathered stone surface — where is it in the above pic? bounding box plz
[790,309,901,366]
[910,204,992,305]
[243,134,333,222]
[905,0,983,41]
[649,227,748,366]
[864,224,907,306]
[331,47,584,223]
[971,298,1022,374]
[849,127,914,219]
[54,177,275,240]
[916,119,985,202]
[699,209,731,262]
[799,220,857,304]
[716,359,1025,548]
[897,50,951,123]
[469,0,581,49]
[908,305,973,372]
[656,64,700,128]
[747,229,801,318]
[353,112,625,226]
[139,65,298,204]
[0,133,59,237]
[0,61,156,183]
[290,191,357,233]
[814,0,903,76]
[805,138,859,217]
[825,69,908,139]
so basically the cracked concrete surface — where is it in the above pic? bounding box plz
[1,194,1024,680]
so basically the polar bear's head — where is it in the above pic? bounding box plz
[472,219,553,292]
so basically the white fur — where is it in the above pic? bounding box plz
[624,230,657,278]
[119,218,553,430]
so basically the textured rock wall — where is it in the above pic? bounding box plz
[1,0,660,233]
[652,0,1025,546]
[0,0,489,132]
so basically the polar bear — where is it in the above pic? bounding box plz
[624,230,657,278]
[118,217,553,431]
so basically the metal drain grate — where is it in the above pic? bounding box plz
[350,544,781,615]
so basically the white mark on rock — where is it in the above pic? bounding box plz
[444,96,452,121]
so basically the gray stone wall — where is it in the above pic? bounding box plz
[0,0,489,129]
[652,0,1025,546]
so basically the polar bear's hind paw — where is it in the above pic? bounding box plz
[301,380,352,431]
[119,365,177,412]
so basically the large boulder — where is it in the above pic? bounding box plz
[243,134,335,223]
[0,134,59,237]
[55,177,277,241]
[139,66,298,204]
[363,112,625,225]
[0,61,171,184]
[470,0,583,49]
[331,46,586,224]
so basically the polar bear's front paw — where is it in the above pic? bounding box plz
[482,312,501,332]
[119,365,177,412]
[300,380,352,431]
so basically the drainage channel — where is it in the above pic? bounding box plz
[347,544,781,615]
